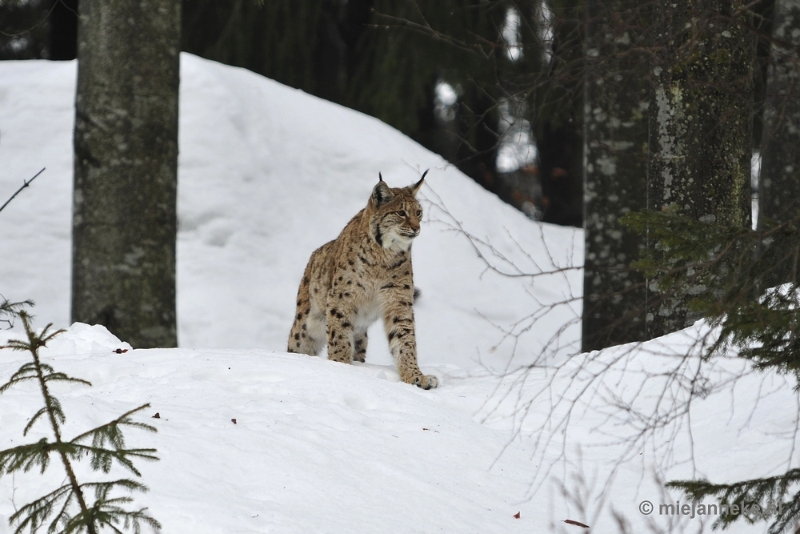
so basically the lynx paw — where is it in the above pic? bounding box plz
[413,374,439,390]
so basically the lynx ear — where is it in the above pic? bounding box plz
[372,174,393,206]
[410,169,428,196]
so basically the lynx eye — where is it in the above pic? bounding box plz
[416,210,422,217]
[398,210,407,217]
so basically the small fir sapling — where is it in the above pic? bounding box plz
[0,310,161,534]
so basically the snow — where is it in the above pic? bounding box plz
[0,55,795,533]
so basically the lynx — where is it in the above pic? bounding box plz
[288,171,438,389]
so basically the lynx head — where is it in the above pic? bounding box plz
[368,170,427,252]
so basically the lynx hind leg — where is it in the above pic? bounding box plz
[290,308,327,355]
[353,331,368,363]
[288,301,321,356]
[289,244,334,355]
[288,270,326,355]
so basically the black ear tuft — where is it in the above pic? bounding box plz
[410,169,428,195]
[379,172,384,182]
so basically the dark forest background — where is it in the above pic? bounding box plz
[0,0,584,228]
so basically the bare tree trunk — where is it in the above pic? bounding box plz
[72,0,180,348]
[756,0,800,287]
[759,0,800,224]
[581,0,650,351]
[646,0,754,337]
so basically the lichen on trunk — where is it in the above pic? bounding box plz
[646,0,755,337]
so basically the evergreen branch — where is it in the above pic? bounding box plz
[60,480,160,534]
[42,372,93,388]
[48,485,78,534]
[0,168,45,214]
[0,440,92,475]
[0,298,34,329]
[2,318,66,355]
[0,438,53,475]
[669,467,800,529]
[82,478,150,500]
[623,210,800,380]
[0,362,39,393]
[65,504,161,534]
[8,482,73,534]
[0,365,91,395]
[70,404,157,446]
[24,406,49,436]
[45,394,66,427]
[2,339,37,352]
[68,444,159,477]
[69,403,159,475]
[769,488,800,534]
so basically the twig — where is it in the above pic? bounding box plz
[0,168,45,214]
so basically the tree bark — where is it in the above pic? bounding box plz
[756,0,800,286]
[72,0,180,348]
[646,0,754,336]
[581,0,650,351]
[759,0,800,224]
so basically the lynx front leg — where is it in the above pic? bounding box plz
[382,303,438,390]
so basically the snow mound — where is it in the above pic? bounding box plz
[1,323,547,533]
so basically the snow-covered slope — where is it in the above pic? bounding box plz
[0,54,582,373]
[0,326,549,534]
[0,56,795,534]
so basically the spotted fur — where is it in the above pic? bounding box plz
[288,171,438,389]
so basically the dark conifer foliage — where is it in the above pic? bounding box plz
[623,208,800,532]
